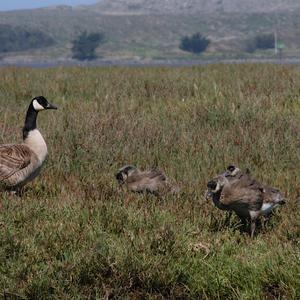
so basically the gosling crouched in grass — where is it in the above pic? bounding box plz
[115,165,178,197]
[0,96,57,195]
[205,165,285,238]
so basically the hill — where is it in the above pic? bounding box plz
[87,0,300,15]
[0,1,300,62]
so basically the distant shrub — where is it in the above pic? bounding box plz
[246,33,275,53]
[0,24,54,53]
[128,4,142,10]
[180,33,210,54]
[255,34,275,49]
[71,31,105,60]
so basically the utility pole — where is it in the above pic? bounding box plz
[274,30,278,55]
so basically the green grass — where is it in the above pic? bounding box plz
[0,64,299,299]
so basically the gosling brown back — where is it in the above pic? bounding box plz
[115,165,176,196]
[224,165,285,214]
[207,171,264,237]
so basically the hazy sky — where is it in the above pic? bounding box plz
[0,1,99,11]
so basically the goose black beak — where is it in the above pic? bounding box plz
[46,103,58,110]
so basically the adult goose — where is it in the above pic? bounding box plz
[115,165,178,196]
[0,96,57,195]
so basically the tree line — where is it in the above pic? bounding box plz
[70,31,279,59]
[0,24,54,53]
[0,24,279,60]
[179,32,276,54]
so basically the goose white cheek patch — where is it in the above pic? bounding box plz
[214,182,221,192]
[32,99,45,111]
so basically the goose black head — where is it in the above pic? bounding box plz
[23,96,58,140]
[32,96,58,111]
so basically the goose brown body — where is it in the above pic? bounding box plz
[0,96,57,193]
[0,142,46,189]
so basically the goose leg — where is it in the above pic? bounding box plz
[250,220,256,238]
[9,187,23,197]
[225,211,233,226]
[249,211,260,238]
[6,187,18,197]
[8,190,17,196]
[235,214,247,230]
[6,185,23,197]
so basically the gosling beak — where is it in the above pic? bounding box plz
[115,172,124,184]
[204,189,213,201]
[207,180,217,190]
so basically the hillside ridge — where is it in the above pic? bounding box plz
[86,0,300,14]
[0,0,300,61]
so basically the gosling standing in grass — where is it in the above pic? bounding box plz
[206,165,285,237]
[224,165,286,215]
[0,96,57,195]
[115,165,178,196]
[206,171,264,238]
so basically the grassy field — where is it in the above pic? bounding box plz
[0,64,299,299]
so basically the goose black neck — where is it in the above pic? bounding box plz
[212,190,228,211]
[23,103,38,140]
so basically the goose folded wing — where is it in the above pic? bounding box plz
[148,169,167,181]
[262,185,284,203]
[263,185,280,194]
[0,145,32,180]
[232,172,263,190]
[220,185,262,207]
[128,169,166,184]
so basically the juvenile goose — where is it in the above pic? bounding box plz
[206,172,264,238]
[115,165,177,196]
[224,165,286,215]
[0,96,57,194]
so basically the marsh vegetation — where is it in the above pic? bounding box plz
[0,64,299,299]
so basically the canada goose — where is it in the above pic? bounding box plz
[206,172,264,238]
[0,96,57,195]
[224,165,286,215]
[115,165,177,196]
